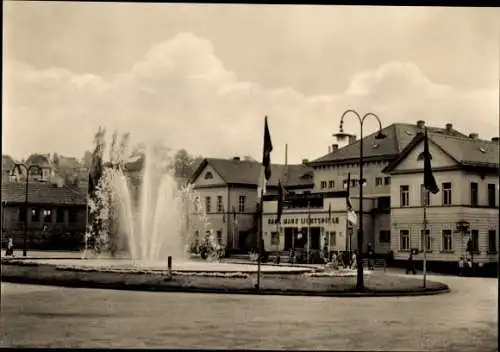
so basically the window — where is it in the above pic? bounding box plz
[421,184,430,206]
[471,229,479,253]
[204,172,213,180]
[217,196,223,213]
[487,184,496,207]
[342,179,348,189]
[488,230,497,253]
[194,196,200,213]
[42,209,52,223]
[205,196,211,212]
[18,207,26,222]
[31,208,40,222]
[216,230,223,245]
[379,230,391,243]
[328,180,335,189]
[442,182,452,205]
[238,195,246,213]
[329,231,337,247]
[351,179,357,187]
[68,209,77,223]
[420,229,431,252]
[441,229,453,252]
[271,232,279,246]
[377,197,391,210]
[375,177,383,186]
[361,178,367,187]
[470,182,478,206]
[320,181,327,189]
[56,208,65,223]
[400,230,410,251]
[384,177,391,185]
[400,185,410,207]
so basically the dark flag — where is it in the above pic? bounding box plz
[262,116,273,181]
[328,203,332,221]
[346,172,357,225]
[276,180,284,223]
[232,206,237,220]
[222,206,226,223]
[417,128,439,194]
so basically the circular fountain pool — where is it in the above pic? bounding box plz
[21,258,316,274]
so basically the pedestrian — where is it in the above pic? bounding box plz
[458,256,464,276]
[367,242,375,270]
[5,237,14,256]
[351,251,357,270]
[406,251,416,275]
[332,251,338,269]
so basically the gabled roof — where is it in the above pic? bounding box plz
[310,122,467,166]
[1,182,86,205]
[383,131,500,173]
[190,158,314,188]
[2,155,18,171]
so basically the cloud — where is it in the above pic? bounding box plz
[3,32,498,164]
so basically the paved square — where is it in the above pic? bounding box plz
[1,273,497,350]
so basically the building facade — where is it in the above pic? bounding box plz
[1,181,87,250]
[383,130,499,269]
[188,157,314,252]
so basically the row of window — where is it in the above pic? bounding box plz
[18,207,78,223]
[397,229,497,253]
[400,182,497,207]
[319,177,391,190]
[203,195,246,213]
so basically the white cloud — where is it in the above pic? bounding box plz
[3,32,498,164]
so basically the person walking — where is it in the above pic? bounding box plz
[406,251,416,275]
[5,237,15,256]
[458,256,465,276]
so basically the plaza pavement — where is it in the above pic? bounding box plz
[1,273,497,350]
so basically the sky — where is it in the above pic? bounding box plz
[3,3,499,164]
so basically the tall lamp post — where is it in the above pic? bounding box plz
[334,109,386,292]
[12,163,42,257]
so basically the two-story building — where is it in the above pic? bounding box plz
[308,120,468,254]
[383,130,499,272]
[188,157,314,253]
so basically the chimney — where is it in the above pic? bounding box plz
[348,135,357,145]
[491,137,499,143]
[331,144,339,152]
[233,156,240,161]
[302,158,309,165]
[445,123,453,133]
[416,120,425,129]
[469,133,479,140]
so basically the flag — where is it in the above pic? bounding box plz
[346,172,357,225]
[232,206,237,220]
[328,203,332,221]
[258,116,273,199]
[276,180,284,223]
[222,207,226,223]
[417,128,439,194]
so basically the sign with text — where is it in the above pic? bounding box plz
[267,216,340,226]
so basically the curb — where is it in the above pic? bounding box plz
[0,275,450,298]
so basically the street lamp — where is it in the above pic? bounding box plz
[333,109,386,292]
[12,163,42,257]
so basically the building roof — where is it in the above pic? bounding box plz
[57,156,81,169]
[310,122,467,166]
[2,155,18,171]
[1,182,86,206]
[384,131,500,173]
[190,158,314,188]
[26,153,52,168]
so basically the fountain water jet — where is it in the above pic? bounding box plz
[107,145,204,262]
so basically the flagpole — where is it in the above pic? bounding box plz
[307,200,311,263]
[257,188,263,290]
[423,195,428,288]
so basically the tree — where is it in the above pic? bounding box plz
[81,150,92,169]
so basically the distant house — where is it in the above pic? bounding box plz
[25,153,56,182]
[1,181,87,250]
[2,155,22,182]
